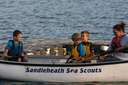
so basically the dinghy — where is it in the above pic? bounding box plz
[0,44,127,82]
[0,58,128,82]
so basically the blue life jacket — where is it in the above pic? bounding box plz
[78,42,93,57]
[7,40,23,58]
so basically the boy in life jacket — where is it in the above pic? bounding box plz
[4,30,28,62]
[67,33,81,63]
[78,31,94,63]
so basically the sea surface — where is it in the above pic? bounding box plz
[0,0,128,84]
[0,0,128,43]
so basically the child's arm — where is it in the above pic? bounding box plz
[4,48,8,57]
[81,53,93,62]
[3,40,13,58]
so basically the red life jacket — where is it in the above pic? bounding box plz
[111,36,121,48]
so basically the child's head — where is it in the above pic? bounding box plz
[71,33,81,45]
[13,30,22,41]
[81,31,89,42]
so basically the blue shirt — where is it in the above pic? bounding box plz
[6,40,23,57]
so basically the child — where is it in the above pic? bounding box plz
[66,33,81,63]
[4,30,28,62]
[78,31,93,63]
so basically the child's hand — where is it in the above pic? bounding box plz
[18,58,22,62]
[76,57,81,61]
[114,47,124,52]
[3,53,8,57]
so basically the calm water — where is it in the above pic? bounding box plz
[0,0,128,84]
[0,0,128,43]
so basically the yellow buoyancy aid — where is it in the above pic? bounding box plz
[84,43,93,56]
[70,45,79,60]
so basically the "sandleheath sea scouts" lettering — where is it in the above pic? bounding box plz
[26,67,102,73]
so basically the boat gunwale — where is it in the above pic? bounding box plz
[0,60,128,67]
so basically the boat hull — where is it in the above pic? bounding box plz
[0,60,128,82]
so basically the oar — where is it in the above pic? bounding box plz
[93,51,113,60]
[2,55,12,60]
[65,51,111,63]
[99,51,113,56]
[65,56,73,63]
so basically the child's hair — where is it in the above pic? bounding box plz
[81,31,90,37]
[71,33,81,40]
[113,22,126,32]
[13,30,22,37]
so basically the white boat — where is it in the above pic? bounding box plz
[0,58,128,82]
